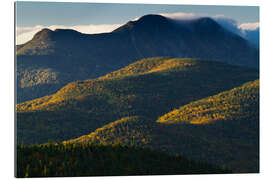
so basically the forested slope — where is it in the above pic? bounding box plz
[17,58,258,145]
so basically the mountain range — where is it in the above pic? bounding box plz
[66,79,259,173]
[16,14,260,175]
[17,57,259,173]
[16,14,259,103]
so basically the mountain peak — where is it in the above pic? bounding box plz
[30,28,83,44]
[136,14,169,24]
[39,28,53,33]
[112,14,170,33]
[196,17,216,24]
[54,28,81,35]
[32,28,53,40]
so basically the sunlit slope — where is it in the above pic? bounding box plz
[67,80,259,173]
[99,57,198,79]
[17,58,258,145]
[65,116,154,146]
[157,80,259,124]
[17,58,258,112]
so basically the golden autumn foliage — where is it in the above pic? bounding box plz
[16,57,258,113]
[61,80,259,173]
[64,116,153,146]
[99,57,198,79]
[17,58,259,149]
[157,80,259,124]
[16,57,259,173]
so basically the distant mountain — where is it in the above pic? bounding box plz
[17,57,258,146]
[16,14,259,102]
[66,80,259,173]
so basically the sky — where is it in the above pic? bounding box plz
[15,1,259,45]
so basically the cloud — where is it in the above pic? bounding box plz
[159,12,197,20]
[158,12,259,32]
[239,23,259,48]
[213,18,259,47]
[131,12,197,22]
[213,16,244,36]
[209,17,259,47]
[212,14,226,18]
[238,22,259,31]
[16,24,122,45]
[159,12,259,47]
[159,12,259,45]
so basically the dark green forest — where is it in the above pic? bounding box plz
[16,143,230,177]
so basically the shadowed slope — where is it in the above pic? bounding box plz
[16,15,259,102]
[16,58,258,146]
[67,80,259,173]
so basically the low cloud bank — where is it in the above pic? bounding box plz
[160,12,259,47]
[16,24,122,45]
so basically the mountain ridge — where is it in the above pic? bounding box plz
[65,80,259,173]
[17,57,258,147]
[16,14,259,102]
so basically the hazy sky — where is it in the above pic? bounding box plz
[15,2,259,44]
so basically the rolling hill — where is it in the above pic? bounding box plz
[17,57,258,147]
[66,80,259,173]
[16,14,259,102]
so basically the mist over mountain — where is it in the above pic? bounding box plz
[212,17,259,48]
[16,14,259,102]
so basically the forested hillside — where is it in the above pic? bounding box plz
[16,58,258,146]
[15,10,260,177]
[66,80,259,173]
